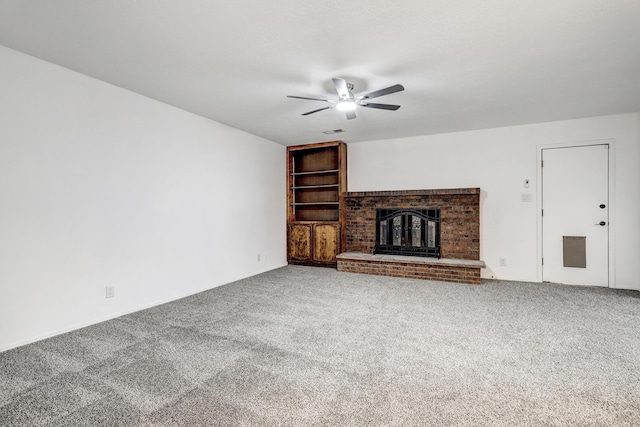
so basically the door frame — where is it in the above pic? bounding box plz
[536,139,616,287]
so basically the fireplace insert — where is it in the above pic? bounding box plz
[374,208,440,258]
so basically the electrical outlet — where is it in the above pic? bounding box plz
[106,286,115,299]
[499,258,507,267]
[257,254,261,262]
[521,193,532,202]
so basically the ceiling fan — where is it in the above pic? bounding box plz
[287,78,405,120]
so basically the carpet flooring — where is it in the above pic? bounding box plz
[1,265,639,426]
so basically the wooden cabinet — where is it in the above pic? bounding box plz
[288,223,311,261]
[313,223,339,262]
[288,222,340,264]
[287,141,346,266]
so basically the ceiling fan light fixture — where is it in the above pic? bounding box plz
[336,100,357,111]
[288,78,404,119]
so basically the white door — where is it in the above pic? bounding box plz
[542,144,609,287]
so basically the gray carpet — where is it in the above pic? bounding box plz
[1,265,639,426]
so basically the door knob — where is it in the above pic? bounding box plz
[595,221,606,226]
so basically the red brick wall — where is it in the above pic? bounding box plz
[344,188,480,260]
[337,258,482,285]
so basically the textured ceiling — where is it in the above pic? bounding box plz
[1,0,639,146]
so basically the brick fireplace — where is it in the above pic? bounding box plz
[336,188,485,284]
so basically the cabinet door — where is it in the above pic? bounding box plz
[289,224,312,261]
[313,223,339,263]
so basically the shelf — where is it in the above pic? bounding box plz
[291,184,339,190]
[287,141,346,258]
[292,202,339,206]
[291,169,339,176]
[294,205,339,222]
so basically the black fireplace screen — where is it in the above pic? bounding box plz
[374,208,440,258]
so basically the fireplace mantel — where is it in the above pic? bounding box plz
[345,188,480,198]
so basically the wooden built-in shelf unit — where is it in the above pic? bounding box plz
[287,141,347,266]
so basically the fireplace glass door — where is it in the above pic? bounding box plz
[375,209,440,258]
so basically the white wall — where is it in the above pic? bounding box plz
[0,46,287,351]
[348,113,640,290]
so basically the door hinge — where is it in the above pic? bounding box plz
[542,258,544,265]
[541,160,544,168]
[541,209,543,216]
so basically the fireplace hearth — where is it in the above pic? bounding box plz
[374,208,440,258]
